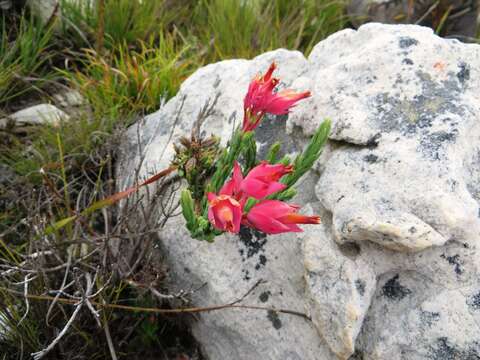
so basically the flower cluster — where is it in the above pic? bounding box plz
[177,63,330,241]
[207,161,320,234]
[242,62,310,132]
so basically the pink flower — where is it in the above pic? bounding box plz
[242,62,311,132]
[240,161,293,199]
[261,89,311,116]
[219,161,243,197]
[243,63,278,116]
[207,193,242,233]
[244,200,320,234]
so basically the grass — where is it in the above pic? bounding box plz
[0,1,349,358]
[59,0,190,49]
[63,34,195,120]
[194,0,348,60]
[0,14,55,107]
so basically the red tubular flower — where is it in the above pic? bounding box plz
[219,161,243,197]
[242,62,311,132]
[261,89,311,116]
[207,193,242,233]
[243,62,277,113]
[240,161,293,199]
[244,200,320,234]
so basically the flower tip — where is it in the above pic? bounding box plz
[264,62,277,81]
[207,192,217,203]
[311,216,321,224]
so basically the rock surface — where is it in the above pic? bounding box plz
[117,24,480,359]
[0,104,69,129]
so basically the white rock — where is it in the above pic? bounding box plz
[118,24,480,359]
[52,90,85,108]
[0,104,69,129]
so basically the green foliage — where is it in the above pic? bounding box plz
[281,119,331,187]
[63,35,194,119]
[0,289,43,356]
[193,0,348,60]
[2,112,115,181]
[208,129,246,194]
[0,14,55,105]
[265,141,281,163]
[60,0,187,49]
[181,189,197,233]
[242,131,257,172]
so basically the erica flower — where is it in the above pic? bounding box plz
[261,89,311,116]
[219,161,243,197]
[243,62,278,116]
[207,193,242,233]
[244,200,320,234]
[242,62,311,132]
[240,161,293,199]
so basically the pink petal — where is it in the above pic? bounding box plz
[246,211,293,234]
[240,177,269,199]
[232,161,244,194]
[207,192,217,202]
[264,182,286,197]
[249,200,296,218]
[219,178,235,196]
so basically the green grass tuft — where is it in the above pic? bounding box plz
[62,34,195,120]
[0,14,55,106]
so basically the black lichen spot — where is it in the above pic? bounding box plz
[399,37,418,49]
[184,267,191,273]
[466,291,480,311]
[267,310,282,330]
[440,254,463,275]
[420,311,440,328]
[355,279,366,296]
[259,291,271,303]
[403,58,414,65]
[382,274,412,300]
[363,154,379,163]
[457,62,470,84]
[255,254,268,270]
[242,269,251,281]
[409,226,417,234]
[239,226,267,259]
